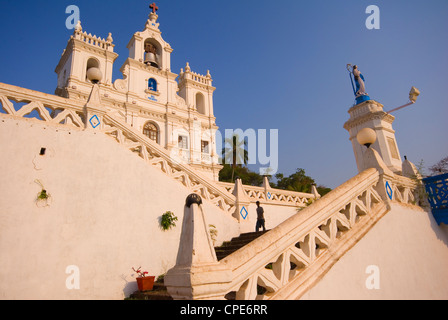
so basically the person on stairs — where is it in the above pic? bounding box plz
[255,201,266,232]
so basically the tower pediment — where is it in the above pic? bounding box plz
[126,11,172,71]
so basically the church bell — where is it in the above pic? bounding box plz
[144,52,159,68]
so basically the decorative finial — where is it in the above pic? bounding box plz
[186,194,202,208]
[185,62,191,72]
[75,20,82,32]
[106,32,113,43]
[149,2,159,14]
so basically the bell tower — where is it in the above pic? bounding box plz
[54,21,118,98]
[120,3,177,103]
[177,63,215,117]
[54,2,222,181]
[126,3,172,71]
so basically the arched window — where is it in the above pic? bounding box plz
[86,58,100,82]
[148,78,157,92]
[143,39,161,68]
[143,122,159,144]
[196,92,205,115]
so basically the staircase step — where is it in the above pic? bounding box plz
[128,231,271,299]
[215,230,269,261]
[219,240,254,248]
[128,282,173,300]
[233,231,269,240]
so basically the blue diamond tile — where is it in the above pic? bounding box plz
[385,181,393,200]
[240,206,248,220]
[89,115,100,129]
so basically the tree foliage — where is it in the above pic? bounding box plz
[219,164,263,186]
[219,165,331,196]
[218,134,331,195]
[221,134,249,181]
[273,169,314,193]
[429,156,448,175]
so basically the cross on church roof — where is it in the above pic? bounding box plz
[150,2,159,14]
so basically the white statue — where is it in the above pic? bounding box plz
[353,65,367,96]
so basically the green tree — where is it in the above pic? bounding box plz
[272,168,332,197]
[218,162,332,197]
[221,134,249,182]
[273,168,315,193]
[316,185,332,197]
[219,164,264,186]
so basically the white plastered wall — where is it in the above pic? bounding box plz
[0,117,239,300]
[300,203,448,300]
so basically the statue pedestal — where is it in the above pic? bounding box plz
[355,95,371,105]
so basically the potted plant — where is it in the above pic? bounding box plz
[132,267,155,292]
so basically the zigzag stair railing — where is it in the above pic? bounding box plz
[0,83,85,129]
[217,181,315,207]
[0,83,236,215]
[101,114,236,215]
[213,168,417,300]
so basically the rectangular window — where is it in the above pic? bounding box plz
[178,135,188,149]
[387,137,400,160]
[201,140,210,154]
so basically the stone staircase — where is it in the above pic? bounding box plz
[127,231,269,300]
[215,231,270,261]
[128,282,173,300]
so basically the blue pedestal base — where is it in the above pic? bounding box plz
[355,95,371,105]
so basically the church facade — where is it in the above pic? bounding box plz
[54,7,222,180]
[1,3,448,301]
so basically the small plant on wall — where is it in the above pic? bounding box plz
[160,211,178,231]
[209,224,218,245]
[35,179,52,207]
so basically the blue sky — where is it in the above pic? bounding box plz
[1,0,447,188]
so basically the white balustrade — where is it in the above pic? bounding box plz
[167,168,418,300]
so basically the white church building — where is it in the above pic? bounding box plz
[55,7,221,181]
[0,4,447,300]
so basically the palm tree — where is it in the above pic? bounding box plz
[221,134,249,182]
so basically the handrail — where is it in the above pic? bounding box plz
[0,82,85,112]
[210,168,418,300]
[0,82,236,215]
[217,168,382,299]
[423,173,448,225]
[101,114,237,214]
[0,82,85,128]
[217,181,316,207]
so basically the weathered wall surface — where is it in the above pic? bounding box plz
[301,203,448,300]
[0,117,239,299]
[231,202,302,233]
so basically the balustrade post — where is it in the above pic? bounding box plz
[233,178,252,233]
[165,194,231,300]
[262,176,271,201]
[361,147,395,207]
[84,83,106,130]
[311,184,321,200]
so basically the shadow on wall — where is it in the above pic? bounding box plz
[123,280,138,298]
[428,210,448,248]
